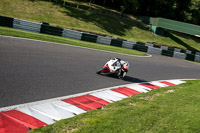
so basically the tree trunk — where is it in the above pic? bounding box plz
[103,0,106,6]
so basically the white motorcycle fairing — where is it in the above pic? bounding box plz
[105,58,121,73]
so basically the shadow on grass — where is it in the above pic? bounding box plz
[34,0,148,37]
[171,31,200,44]
[61,6,147,37]
[166,32,200,52]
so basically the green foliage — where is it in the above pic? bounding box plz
[78,0,200,25]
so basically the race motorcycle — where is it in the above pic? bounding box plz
[96,58,129,79]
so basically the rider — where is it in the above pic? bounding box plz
[115,58,126,78]
[115,58,125,67]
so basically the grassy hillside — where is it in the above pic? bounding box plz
[0,0,200,51]
[31,80,200,133]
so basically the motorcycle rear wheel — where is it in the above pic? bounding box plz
[96,69,103,74]
[122,72,126,79]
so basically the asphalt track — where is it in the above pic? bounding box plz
[0,36,200,108]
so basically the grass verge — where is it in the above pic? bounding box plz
[31,80,200,133]
[0,26,146,56]
[0,0,200,51]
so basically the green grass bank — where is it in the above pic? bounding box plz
[0,0,200,51]
[31,80,200,133]
[0,26,146,56]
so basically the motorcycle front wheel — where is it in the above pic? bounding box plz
[118,70,126,79]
